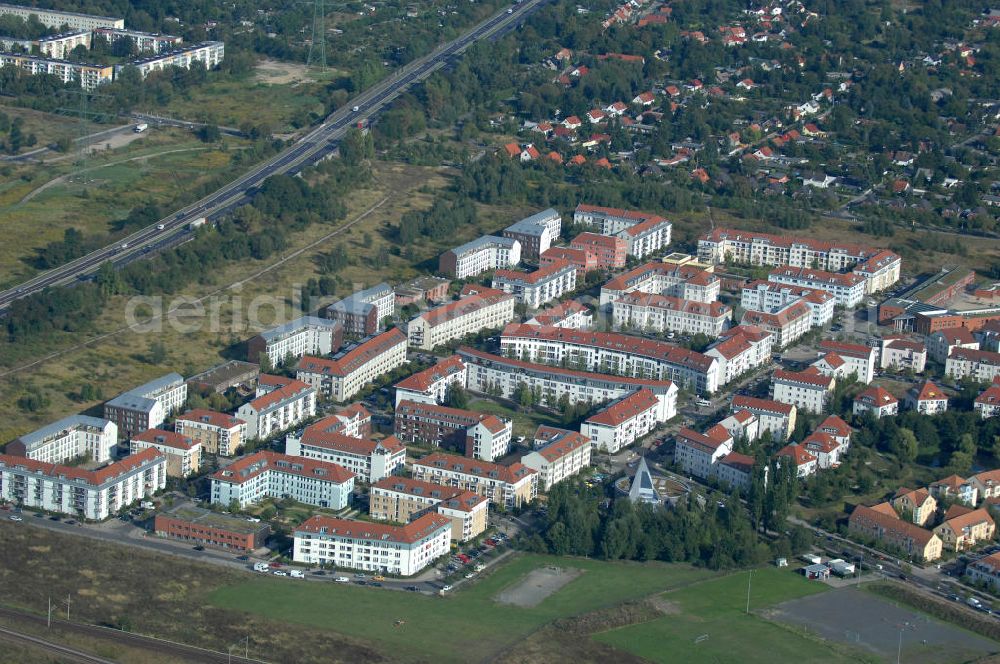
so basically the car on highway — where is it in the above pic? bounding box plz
[156,224,165,230]
[465,572,476,579]
[352,106,360,112]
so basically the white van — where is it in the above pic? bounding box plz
[696,398,711,407]
[290,569,305,579]
[253,562,270,573]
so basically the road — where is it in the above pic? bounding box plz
[0,0,547,309]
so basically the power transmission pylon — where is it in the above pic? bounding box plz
[308,0,327,70]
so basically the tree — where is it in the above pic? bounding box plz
[445,383,470,409]
[340,127,374,165]
[891,428,918,463]
[146,340,168,365]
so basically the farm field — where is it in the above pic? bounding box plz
[209,553,715,663]
[594,567,873,664]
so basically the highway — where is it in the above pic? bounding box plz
[0,0,547,309]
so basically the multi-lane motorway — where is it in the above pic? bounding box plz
[0,0,547,310]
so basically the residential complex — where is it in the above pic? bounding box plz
[945,348,1000,383]
[612,291,730,336]
[492,260,577,308]
[740,299,812,348]
[124,42,225,79]
[369,477,489,542]
[520,429,592,491]
[292,513,452,575]
[186,360,259,395]
[286,417,406,483]
[130,429,201,478]
[458,346,679,412]
[572,204,672,259]
[705,326,774,382]
[410,452,537,508]
[439,236,521,279]
[771,368,834,414]
[246,316,343,368]
[393,355,467,407]
[210,451,354,509]
[525,300,593,329]
[569,233,627,270]
[600,261,720,308]
[499,323,721,394]
[848,503,942,562]
[853,385,899,419]
[740,280,835,328]
[674,426,733,479]
[879,337,928,373]
[174,409,246,457]
[6,415,117,464]
[731,396,797,440]
[295,328,408,402]
[154,504,270,553]
[502,209,562,259]
[104,373,188,440]
[406,286,515,351]
[93,27,182,53]
[0,3,123,30]
[580,389,667,453]
[0,448,166,521]
[767,266,867,308]
[394,401,512,462]
[236,377,316,441]
[326,283,395,336]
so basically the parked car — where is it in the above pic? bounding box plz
[193,545,205,551]
[441,585,454,593]
[335,577,350,583]
[372,575,385,581]
[290,570,305,579]
[370,582,382,587]
[405,586,418,592]
[8,515,22,522]
[273,570,288,577]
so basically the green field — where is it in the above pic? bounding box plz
[210,553,714,663]
[594,568,871,663]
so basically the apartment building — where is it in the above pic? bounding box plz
[187,360,259,395]
[970,469,1000,501]
[439,236,521,279]
[520,430,591,491]
[612,291,730,336]
[569,233,627,270]
[891,488,937,525]
[675,426,734,479]
[175,409,246,457]
[853,385,898,419]
[499,323,721,394]
[394,401,512,462]
[246,316,343,369]
[407,286,515,351]
[125,41,225,78]
[740,299,811,348]
[776,443,818,478]
[945,348,1000,383]
[975,381,1000,419]
[580,389,665,453]
[154,504,270,553]
[295,328,408,402]
[572,205,672,258]
[236,377,316,441]
[410,452,538,508]
[539,246,597,278]
[929,475,978,506]
[394,355,467,407]
[0,3,123,30]
[802,431,843,469]
[966,552,1000,591]
[768,266,867,308]
[502,209,562,259]
[32,30,92,58]
[210,451,354,509]
[731,395,797,440]
[705,325,774,382]
[6,415,117,464]
[771,367,837,413]
[104,373,187,439]
[326,283,395,336]
[718,410,760,443]
[697,228,901,294]
[934,508,996,552]
[906,380,948,415]
[525,300,592,329]
[369,477,489,542]
[292,513,452,575]
[848,503,942,562]
[492,260,577,308]
[0,448,165,521]
[394,275,450,307]
[713,452,755,493]
[286,417,404,483]
[130,429,201,478]
[93,28,182,54]
[928,328,979,363]
[740,280,835,328]
[600,262,720,307]
[880,337,927,373]
[458,346,679,412]
[817,340,877,384]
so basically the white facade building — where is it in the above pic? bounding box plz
[296,328,408,402]
[439,236,521,279]
[675,426,734,479]
[248,316,343,368]
[0,3,124,30]
[771,368,834,414]
[210,451,354,509]
[613,291,730,336]
[768,266,867,308]
[8,415,117,464]
[125,41,225,78]
[705,326,774,382]
[945,348,1000,383]
[407,287,515,351]
[580,389,666,453]
[393,355,467,407]
[236,377,316,441]
[286,424,405,484]
[293,514,451,575]
[492,260,577,308]
[740,280,835,328]
[520,430,592,491]
[104,373,188,439]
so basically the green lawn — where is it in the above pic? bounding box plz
[468,398,563,440]
[209,553,714,663]
[594,568,871,664]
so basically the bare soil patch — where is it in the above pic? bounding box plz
[495,566,582,608]
[253,58,313,85]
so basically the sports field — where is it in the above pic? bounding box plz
[209,554,714,663]
[594,568,874,664]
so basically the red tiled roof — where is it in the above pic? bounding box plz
[676,427,730,453]
[413,452,536,484]
[819,340,873,359]
[585,389,660,426]
[296,329,406,378]
[416,290,513,327]
[732,395,794,415]
[296,512,450,544]
[0,448,164,487]
[914,380,947,403]
[394,356,466,393]
[769,265,866,288]
[855,385,897,406]
[616,291,730,317]
[132,428,197,451]
[850,503,937,547]
[777,443,815,466]
[949,348,1000,365]
[818,352,845,369]
[719,451,754,472]
[438,490,489,513]
[494,259,574,285]
[246,378,312,412]
[939,508,994,534]
[212,451,354,485]
[534,431,590,462]
[774,368,834,389]
[707,334,752,360]
[701,228,873,257]
[371,475,461,500]
[300,422,405,456]
[818,415,851,438]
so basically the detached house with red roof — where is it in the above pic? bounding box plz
[210,451,355,509]
[777,443,818,477]
[581,389,665,453]
[521,429,592,490]
[853,385,898,419]
[633,91,655,105]
[802,431,842,469]
[906,380,948,415]
[293,513,452,576]
[286,416,406,483]
[892,487,937,526]
[929,475,978,506]
[934,507,996,551]
[236,376,316,441]
[975,380,1000,419]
